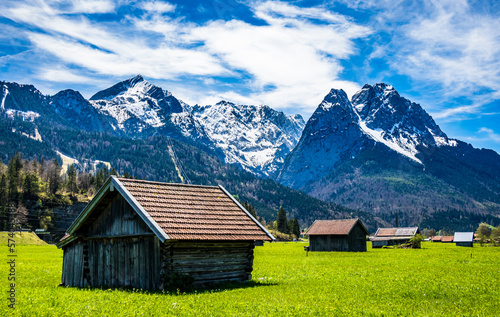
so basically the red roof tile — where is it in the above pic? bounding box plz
[118,178,271,241]
[441,236,454,242]
[306,219,365,235]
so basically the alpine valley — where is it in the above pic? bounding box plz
[1,76,499,232]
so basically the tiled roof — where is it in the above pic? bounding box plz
[441,236,454,242]
[431,236,442,242]
[375,227,419,237]
[306,219,366,235]
[118,178,272,241]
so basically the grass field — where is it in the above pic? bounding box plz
[1,242,499,316]
[0,232,47,246]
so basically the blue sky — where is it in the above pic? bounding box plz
[1,0,499,153]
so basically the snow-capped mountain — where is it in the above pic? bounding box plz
[351,84,456,163]
[278,83,461,187]
[50,89,113,132]
[277,88,373,188]
[89,75,184,134]
[190,101,305,176]
[277,84,500,225]
[2,77,499,230]
[85,75,305,176]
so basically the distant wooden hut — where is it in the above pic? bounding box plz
[370,227,419,248]
[431,236,442,242]
[454,232,474,247]
[57,176,274,290]
[441,236,454,243]
[305,219,369,252]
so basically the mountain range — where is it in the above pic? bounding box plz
[1,76,499,231]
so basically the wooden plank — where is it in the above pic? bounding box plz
[193,276,245,285]
[190,270,246,281]
[172,242,251,249]
[172,247,250,255]
[172,252,250,260]
[171,264,248,274]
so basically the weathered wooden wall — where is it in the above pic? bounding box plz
[162,241,255,285]
[372,238,410,248]
[63,194,257,290]
[63,194,162,289]
[309,235,348,251]
[348,224,367,252]
[309,223,367,252]
[84,194,152,237]
[61,241,84,287]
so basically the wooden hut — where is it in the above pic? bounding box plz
[431,236,442,242]
[441,236,454,243]
[305,219,369,252]
[370,227,419,248]
[454,232,473,247]
[57,176,274,290]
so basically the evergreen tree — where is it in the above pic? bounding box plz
[243,201,257,218]
[292,218,300,238]
[48,159,62,194]
[7,152,23,202]
[277,206,288,233]
[22,173,39,201]
[0,174,8,230]
[67,164,78,195]
[94,167,108,189]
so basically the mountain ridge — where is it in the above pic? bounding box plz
[277,83,500,229]
[1,76,499,231]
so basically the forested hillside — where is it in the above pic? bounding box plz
[0,134,379,239]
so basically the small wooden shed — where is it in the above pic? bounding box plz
[454,232,474,247]
[306,219,369,252]
[441,236,454,243]
[57,176,274,290]
[431,236,442,242]
[370,227,420,248]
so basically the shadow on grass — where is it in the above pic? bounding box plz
[66,280,278,296]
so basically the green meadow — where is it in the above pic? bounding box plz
[1,242,499,316]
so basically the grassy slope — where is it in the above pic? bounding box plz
[0,232,47,246]
[0,243,498,316]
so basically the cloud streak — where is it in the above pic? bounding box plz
[0,0,371,115]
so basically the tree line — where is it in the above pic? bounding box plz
[0,152,135,232]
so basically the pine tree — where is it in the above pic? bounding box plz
[67,164,78,195]
[292,218,300,238]
[22,173,39,201]
[7,153,23,202]
[243,201,257,218]
[277,206,288,233]
[0,174,8,230]
[48,159,62,195]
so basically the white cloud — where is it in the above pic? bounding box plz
[0,0,370,115]
[431,104,481,120]
[367,1,500,102]
[185,1,370,112]
[37,67,95,83]
[477,127,500,143]
[69,0,116,14]
[139,1,176,14]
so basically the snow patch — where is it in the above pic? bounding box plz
[6,109,40,122]
[355,110,423,164]
[1,85,8,110]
